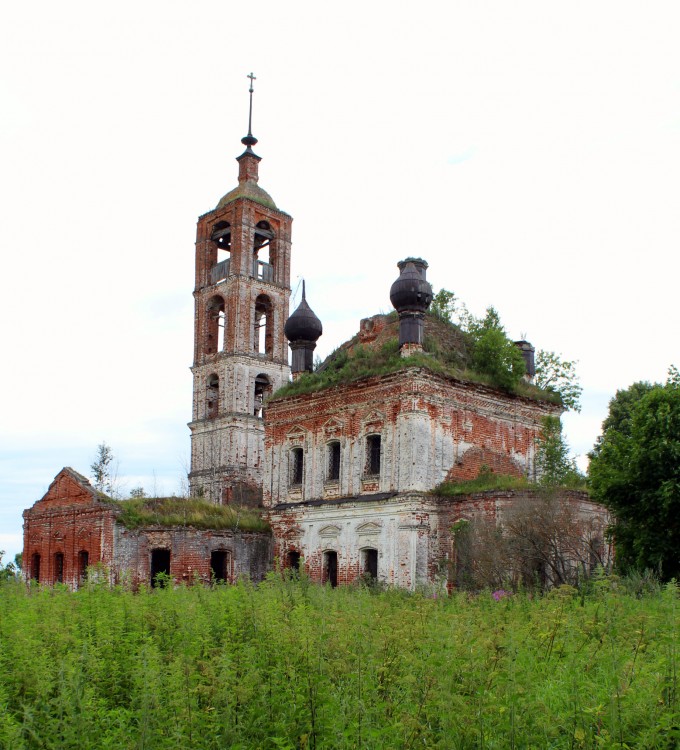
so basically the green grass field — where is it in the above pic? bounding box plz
[0,574,677,749]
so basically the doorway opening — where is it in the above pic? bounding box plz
[54,552,64,584]
[323,550,338,588]
[31,553,40,582]
[210,550,230,583]
[362,548,378,580]
[150,548,171,587]
[77,550,89,587]
[287,549,301,574]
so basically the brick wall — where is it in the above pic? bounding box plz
[23,467,273,588]
[264,367,561,506]
[269,489,610,590]
[189,175,293,504]
[22,468,117,588]
[113,526,272,587]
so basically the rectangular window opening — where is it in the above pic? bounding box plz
[290,447,304,486]
[365,435,381,476]
[327,441,340,481]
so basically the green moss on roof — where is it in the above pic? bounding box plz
[216,181,277,211]
[271,313,561,407]
[432,472,588,497]
[111,496,270,532]
[432,474,533,497]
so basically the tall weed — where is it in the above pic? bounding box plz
[0,575,677,748]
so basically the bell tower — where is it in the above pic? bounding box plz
[189,75,292,504]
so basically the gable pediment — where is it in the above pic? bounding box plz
[33,468,104,510]
[281,524,304,538]
[319,524,342,538]
[286,425,307,445]
[363,410,385,432]
[357,521,382,536]
[323,417,344,437]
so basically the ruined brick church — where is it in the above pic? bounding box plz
[23,88,609,590]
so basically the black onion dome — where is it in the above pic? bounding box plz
[390,261,433,313]
[284,284,323,342]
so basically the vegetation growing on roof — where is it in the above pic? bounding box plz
[433,472,533,497]
[434,415,587,497]
[434,470,587,497]
[270,312,562,406]
[111,496,270,532]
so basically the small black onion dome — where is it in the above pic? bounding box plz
[390,261,433,313]
[284,283,323,342]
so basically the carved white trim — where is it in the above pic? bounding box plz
[319,524,342,538]
[356,521,382,535]
[286,425,307,446]
[323,417,344,437]
[362,410,385,432]
[282,524,304,538]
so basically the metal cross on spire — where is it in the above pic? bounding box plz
[241,72,259,150]
[247,72,256,136]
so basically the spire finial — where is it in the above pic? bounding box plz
[302,279,306,300]
[241,72,258,150]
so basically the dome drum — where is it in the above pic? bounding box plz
[389,261,433,313]
[284,283,323,377]
[389,259,433,353]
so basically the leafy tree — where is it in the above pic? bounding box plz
[534,350,583,412]
[0,551,18,581]
[430,288,456,322]
[465,307,525,391]
[588,369,680,579]
[535,416,584,487]
[91,442,115,495]
[590,381,655,457]
[129,486,147,499]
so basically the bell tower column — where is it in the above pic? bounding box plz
[188,75,292,504]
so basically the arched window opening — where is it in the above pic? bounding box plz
[31,553,40,582]
[323,550,338,587]
[206,296,226,355]
[290,447,304,487]
[326,441,341,481]
[287,550,301,573]
[254,374,272,418]
[54,552,64,584]
[253,221,274,282]
[77,550,89,586]
[150,548,171,587]
[361,548,378,580]
[210,222,231,284]
[206,374,219,419]
[365,434,382,476]
[210,549,230,583]
[254,294,273,355]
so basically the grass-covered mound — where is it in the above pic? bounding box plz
[434,473,534,496]
[0,575,677,748]
[433,472,588,496]
[111,496,269,532]
[271,312,560,406]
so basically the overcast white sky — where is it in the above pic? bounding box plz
[1,1,678,563]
